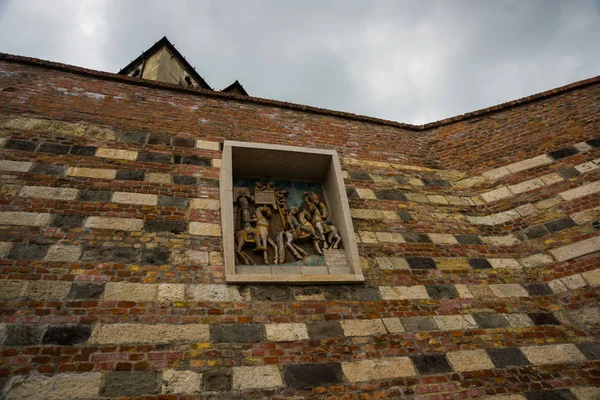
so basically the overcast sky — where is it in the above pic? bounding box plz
[0,0,598,124]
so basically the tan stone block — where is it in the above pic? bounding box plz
[371,176,397,187]
[382,318,405,333]
[232,365,283,390]
[104,282,157,302]
[452,176,485,189]
[446,195,465,205]
[379,286,429,300]
[341,319,387,337]
[536,197,561,209]
[265,323,309,341]
[96,147,138,160]
[435,258,470,270]
[19,185,79,201]
[162,369,202,395]
[67,167,117,180]
[171,250,209,266]
[210,251,224,265]
[481,187,512,203]
[575,161,599,174]
[551,237,600,262]
[454,284,474,298]
[342,357,415,382]
[0,211,51,226]
[189,222,221,236]
[519,254,553,268]
[428,195,449,204]
[489,258,521,269]
[489,284,529,298]
[467,284,496,299]
[0,280,26,299]
[190,198,220,210]
[540,173,564,185]
[404,193,428,203]
[27,281,72,299]
[566,306,600,327]
[92,323,210,344]
[0,241,13,258]
[546,279,567,294]
[582,269,600,286]
[560,274,587,290]
[3,372,102,400]
[380,210,401,220]
[571,207,600,225]
[112,192,158,205]
[212,159,222,168]
[359,231,378,243]
[506,154,553,173]
[505,313,534,327]
[196,139,221,151]
[0,160,33,172]
[433,315,477,331]
[560,181,600,201]
[481,235,519,246]
[44,245,82,262]
[1,116,115,141]
[408,178,424,186]
[482,167,511,181]
[85,216,143,231]
[187,284,244,302]
[427,212,466,223]
[515,203,537,217]
[437,170,467,181]
[574,142,594,152]
[351,209,381,219]
[570,387,600,400]
[158,284,185,304]
[469,210,520,225]
[356,188,376,199]
[487,394,526,400]
[521,344,586,365]
[375,232,405,243]
[509,178,545,194]
[447,349,494,371]
[429,234,458,244]
[145,172,171,184]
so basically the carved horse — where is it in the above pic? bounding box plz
[275,205,324,263]
[235,205,279,265]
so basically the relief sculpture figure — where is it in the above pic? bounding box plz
[304,191,342,250]
[234,192,279,265]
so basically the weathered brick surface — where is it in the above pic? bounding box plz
[0,55,598,399]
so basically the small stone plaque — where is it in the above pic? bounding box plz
[254,190,277,206]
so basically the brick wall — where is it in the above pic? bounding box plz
[0,56,599,399]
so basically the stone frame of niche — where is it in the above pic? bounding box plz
[220,140,364,284]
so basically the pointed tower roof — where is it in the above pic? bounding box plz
[221,80,249,96]
[118,36,212,90]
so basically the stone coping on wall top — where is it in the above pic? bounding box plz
[2,52,599,130]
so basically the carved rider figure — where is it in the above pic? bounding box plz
[237,195,263,250]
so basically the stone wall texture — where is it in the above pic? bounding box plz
[0,54,599,399]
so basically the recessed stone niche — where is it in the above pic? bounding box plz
[220,141,364,284]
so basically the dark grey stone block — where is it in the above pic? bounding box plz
[576,343,600,360]
[4,325,44,346]
[522,224,549,240]
[374,189,407,201]
[31,163,66,176]
[400,316,437,332]
[402,232,431,243]
[455,234,482,245]
[421,179,450,187]
[426,284,459,300]
[38,143,71,155]
[348,171,372,181]
[284,363,343,389]
[346,188,359,198]
[203,369,232,391]
[523,283,553,296]
[324,286,380,301]
[549,147,579,160]
[148,134,172,146]
[145,219,187,234]
[410,354,452,375]
[586,137,600,148]
[528,313,561,326]
[197,178,219,187]
[173,137,195,148]
[558,167,581,179]
[593,220,600,231]
[472,313,508,328]
[50,214,85,228]
[486,348,530,368]
[78,190,112,202]
[137,152,172,164]
[397,211,413,221]
[525,389,576,400]
[179,155,211,166]
[307,321,345,339]
[250,286,292,302]
[141,249,170,265]
[70,145,97,156]
[157,196,189,208]
[468,258,492,269]
[102,371,158,397]
[68,282,105,299]
[115,170,144,181]
[118,131,147,144]
[406,257,436,270]
[42,325,91,345]
[394,176,408,184]
[173,175,197,185]
[82,247,138,263]
[4,139,38,152]
[544,218,576,233]
[210,324,265,342]
[8,243,48,260]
